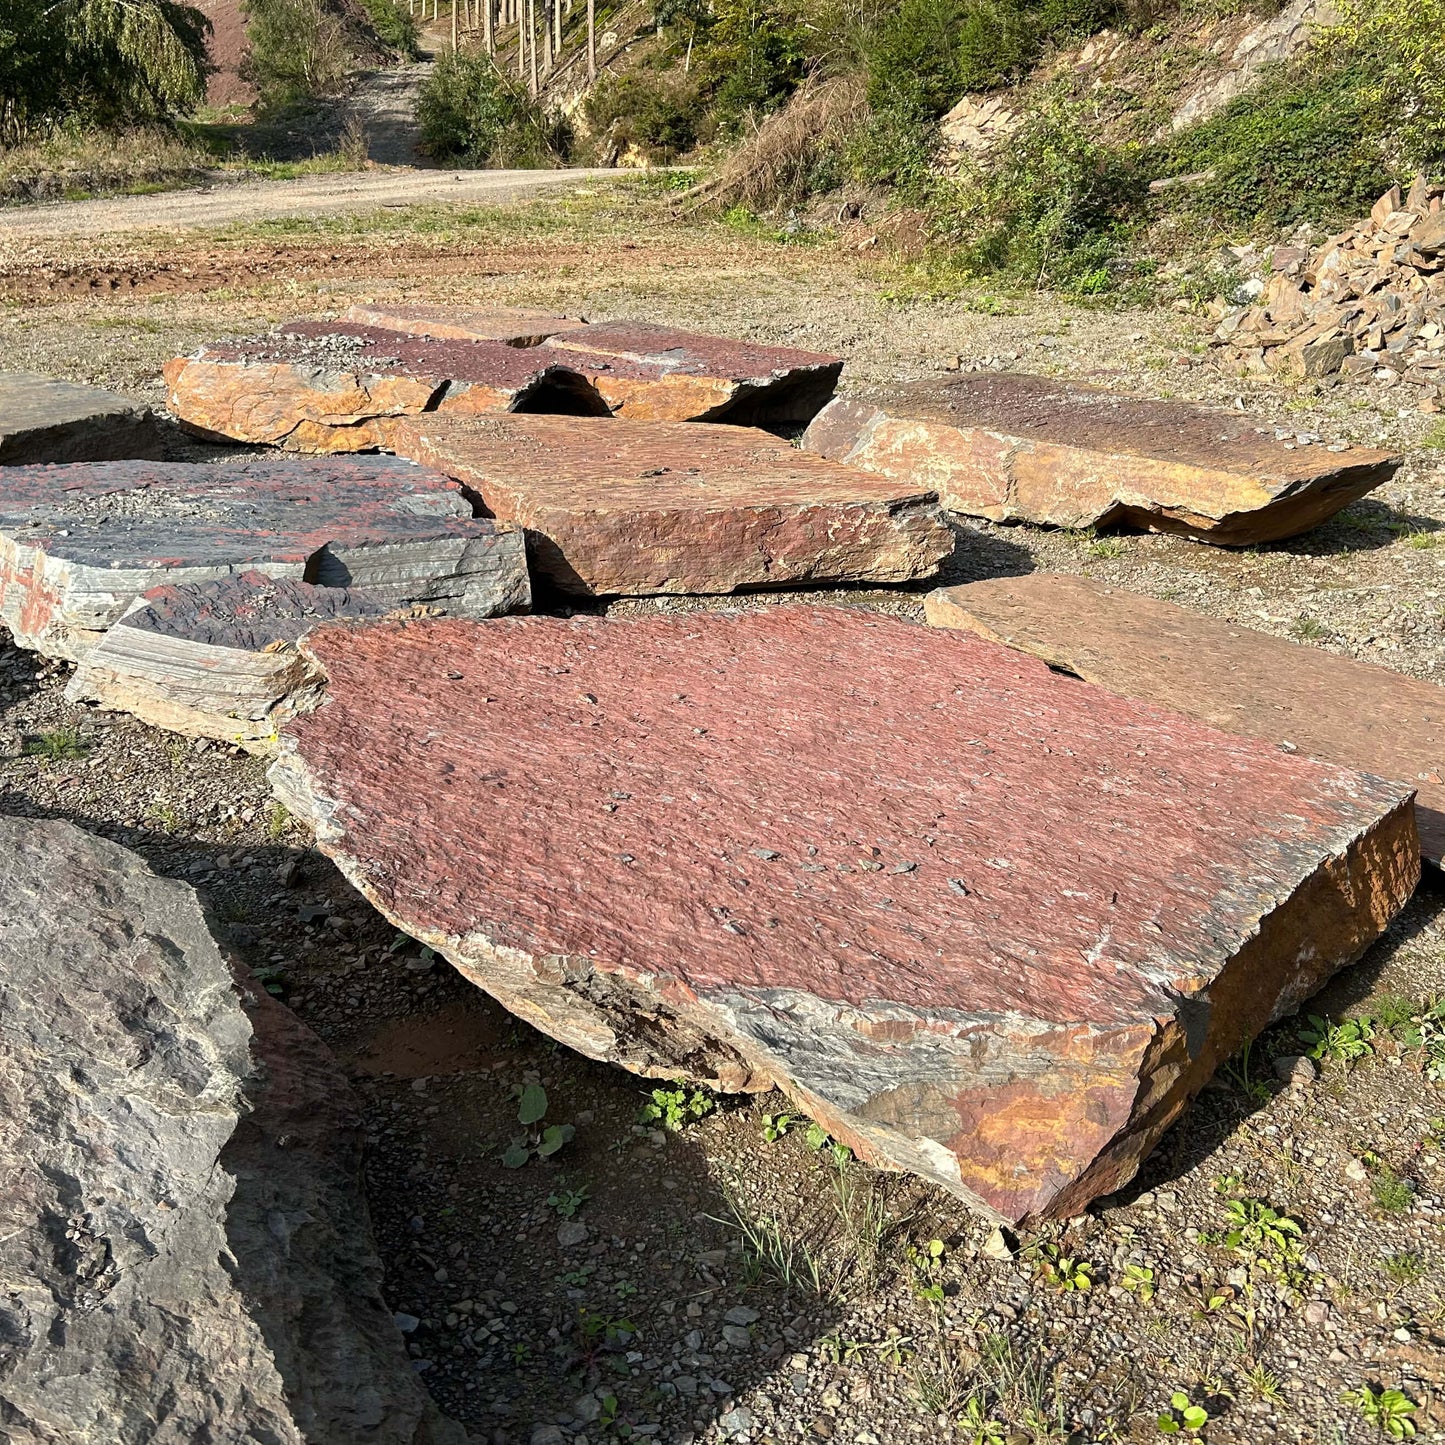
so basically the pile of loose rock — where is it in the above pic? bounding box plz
[1214,177,1445,409]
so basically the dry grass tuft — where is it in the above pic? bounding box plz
[0,127,214,204]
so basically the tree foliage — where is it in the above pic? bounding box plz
[1,0,211,143]
[418,47,565,166]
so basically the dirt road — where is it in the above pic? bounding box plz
[0,165,619,239]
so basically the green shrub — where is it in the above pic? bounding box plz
[928,93,1144,293]
[698,0,808,129]
[357,0,419,58]
[1152,60,1393,229]
[584,70,703,159]
[418,47,565,166]
[0,0,210,143]
[242,0,351,106]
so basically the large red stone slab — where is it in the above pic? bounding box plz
[541,320,843,425]
[342,303,589,346]
[0,456,528,659]
[269,608,1419,1223]
[391,413,953,596]
[163,322,609,453]
[803,374,1399,544]
[927,573,1445,865]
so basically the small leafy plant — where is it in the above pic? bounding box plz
[22,727,89,761]
[1157,1391,1208,1435]
[547,1185,590,1218]
[905,1237,948,1304]
[1122,1262,1156,1303]
[1300,1013,1375,1067]
[1347,1384,1417,1438]
[1028,1240,1093,1293]
[639,1082,715,1132]
[502,1083,574,1168]
[761,1111,794,1142]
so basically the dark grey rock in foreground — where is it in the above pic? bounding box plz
[0,816,464,1445]
[0,372,166,464]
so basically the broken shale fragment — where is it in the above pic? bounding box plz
[0,371,165,464]
[270,607,1418,1224]
[927,572,1445,865]
[391,412,953,596]
[803,373,1398,544]
[0,456,527,659]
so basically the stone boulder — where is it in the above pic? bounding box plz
[802,373,1398,544]
[391,413,953,596]
[269,608,1418,1224]
[0,372,165,464]
[68,572,394,749]
[0,816,464,1445]
[926,573,1445,866]
[0,455,528,660]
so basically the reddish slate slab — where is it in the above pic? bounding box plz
[163,322,609,453]
[0,456,528,660]
[342,303,589,346]
[391,413,953,596]
[803,374,1399,544]
[69,572,396,749]
[927,573,1445,866]
[0,372,165,464]
[540,320,843,424]
[270,608,1418,1223]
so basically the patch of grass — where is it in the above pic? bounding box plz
[1371,1167,1415,1215]
[719,1191,841,1299]
[1087,536,1127,559]
[1422,420,1445,450]
[22,727,90,762]
[0,125,213,204]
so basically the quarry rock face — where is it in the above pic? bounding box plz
[802,374,1399,544]
[270,608,1418,1223]
[343,302,590,346]
[391,413,953,596]
[927,573,1445,866]
[68,572,395,748]
[0,372,166,464]
[0,455,528,660]
[163,322,609,452]
[0,816,464,1445]
[539,319,843,424]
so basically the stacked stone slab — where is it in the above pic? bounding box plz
[165,317,845,451]
[1215,177,1445,409]
[0,816,464,1445]
[69,572,396,749]
[802,373,1398,545]
[0,371,166,463]
[391,413,954,596]
[269,607,1418,1224]
[0,455,528,660]
[927,573,1445,866]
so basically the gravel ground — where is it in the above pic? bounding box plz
[2,186,1444,1443]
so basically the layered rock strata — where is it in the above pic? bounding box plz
[0,456,528,659]
[802,373,1398,544]
[0,372,165,464]
[0,816,464,1445]
[270,607,1419,1223]
[391,413,953,596]
[927,573,1445,866]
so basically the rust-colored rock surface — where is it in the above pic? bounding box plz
[391,413,953,596]
[343,303,589,346]
[541,320,843,424]
[803,374,1399,544]
[163,322,608,452]
[927,573,1445,865]
[0,456,528,659]
[68,572,395,748]
[270,608,1418,1223]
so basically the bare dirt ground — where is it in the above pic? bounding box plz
[3,182,1444,1445]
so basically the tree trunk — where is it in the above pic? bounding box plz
[451,0,458,51]
[542,0,553,74]
[586,0,595,81]
[517,0,526,77]
[528,0,538,95]
[483,0,493,53]
[553,0,561,58]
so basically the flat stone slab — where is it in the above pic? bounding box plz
[343,302,589,346]
[540,319,843,424]
[927,573,1445,865]
[163,322,608,452]
[69,572,395,748]
[391,413,953,596]
[803,374,1399,544]
[0,371,165,464]
[0,816,464,1445]
[0,456,528,659]
[269,607,1418,1223]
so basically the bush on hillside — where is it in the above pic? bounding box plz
[585,70,703,160]
[242,0,352,104]
[418,48,566,166]
[699,0,809,129]
[0,0,210,143]
[358,0,419,58]
[1151,60,1393,229]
